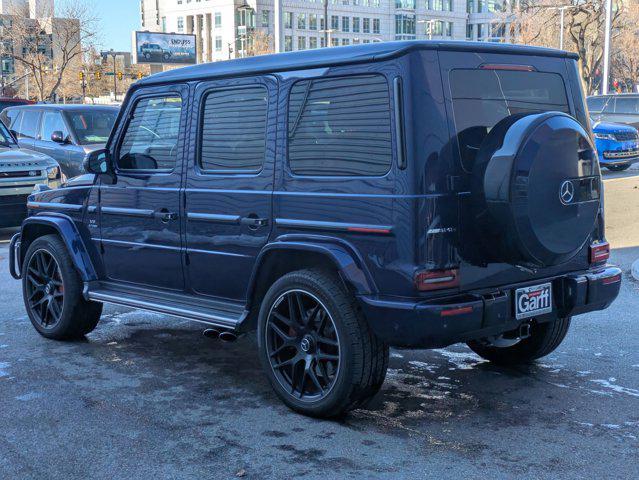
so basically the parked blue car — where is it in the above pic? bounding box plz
[1,104,119,178]
[592,120,639,171]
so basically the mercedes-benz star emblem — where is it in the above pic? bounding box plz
[560,180,575,205]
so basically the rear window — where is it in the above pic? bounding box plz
[614,97,639,114]
[288,74,392,176]
[449,69,570,172]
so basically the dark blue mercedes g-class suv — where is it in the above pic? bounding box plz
[9,41,621,418]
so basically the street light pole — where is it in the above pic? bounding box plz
[324,0,328,47]
[559,7,565,50]
[602,0,612,94]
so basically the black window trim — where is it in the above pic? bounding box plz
[286,72,394,179]
[114,91,184,175]
[195,83,269,176]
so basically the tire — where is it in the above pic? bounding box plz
[607,164,631,171]
[467,317,571,366]
[22,234,102,340]
[257,269,389,418]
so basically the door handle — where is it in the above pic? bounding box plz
[240,216,269,228]
[155,209,178,223]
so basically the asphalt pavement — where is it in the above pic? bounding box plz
[0,170,637,479]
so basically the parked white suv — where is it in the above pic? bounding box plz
[0,123,63,227]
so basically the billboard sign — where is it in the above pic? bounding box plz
[133,31,197,65]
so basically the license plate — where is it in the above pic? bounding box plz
[515,283,552,320]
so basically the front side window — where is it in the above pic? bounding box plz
[288,75,392,176]
[118,95,182,171]
[40,111,69,142]
[200,86,267,172]
[449,69,569,172]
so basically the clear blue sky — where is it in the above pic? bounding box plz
[94,0,141,52]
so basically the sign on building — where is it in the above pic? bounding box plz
[133,31,197,65]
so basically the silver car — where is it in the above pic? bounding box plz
[0,123,62,228]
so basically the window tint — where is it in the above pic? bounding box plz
[449,69,569,172]
[587,96,605,112]
[288,75,392,176]
[15,109,40,139]
[199,86,267,172]
[118,95,182,171]
[40,111,69,142]
[614,97,639,114]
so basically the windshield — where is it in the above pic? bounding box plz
[66,110,117,145]
[0,119,15,145]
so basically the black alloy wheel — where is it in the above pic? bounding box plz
[25,249,64,329]
[265,289,341,402]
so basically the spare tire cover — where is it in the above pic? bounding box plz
[471,112,600,267]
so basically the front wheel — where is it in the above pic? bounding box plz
[22,235,102,340]
[467,317,571,366]
[257,269,389,418]
[607,164,631,171]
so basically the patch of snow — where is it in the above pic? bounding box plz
[0,361,9,377]
[408,360,437,373]
[590,379,639,398]
[432,349,484,370]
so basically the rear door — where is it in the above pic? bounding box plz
[438,51,592,291]
[13,108,40,149]
[184,76,276,301]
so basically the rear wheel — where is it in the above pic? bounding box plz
[258,269,389,418]
[466,317,571,366]
[22,235,102,340]
[607,164,631,171]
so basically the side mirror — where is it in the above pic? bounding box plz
[84,148,113,178]
[51,131,67,144]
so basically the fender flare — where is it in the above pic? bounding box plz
[247,236,377,304]
[19,214,98,282]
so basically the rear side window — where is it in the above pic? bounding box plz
[199,86,267,172]
[15,109,41,139]
[288,74,392,176]
[614,97,639,114]
[118,95,182,171]
[449,69,569,172]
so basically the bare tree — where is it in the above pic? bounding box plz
[611,2,639,91]
[246,30,273,57]
[507,0,626,95]
[0,0,98,101]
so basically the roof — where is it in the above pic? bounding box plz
[137,40,578,88]
[5,104,119,112]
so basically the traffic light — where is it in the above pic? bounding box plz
[78,71,84,82]
[95,71,102,80]
[117,72,123,81]
[137,71,143,80]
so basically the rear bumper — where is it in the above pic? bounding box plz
[357,266,622,348]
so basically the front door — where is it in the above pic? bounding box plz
[184,76,276,301]
[99,86,188,291]
[34,110,72,176]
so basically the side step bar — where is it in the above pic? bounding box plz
[87,289,245,331]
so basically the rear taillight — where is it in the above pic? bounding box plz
[415,269,459,291]
[590,242,610,264]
